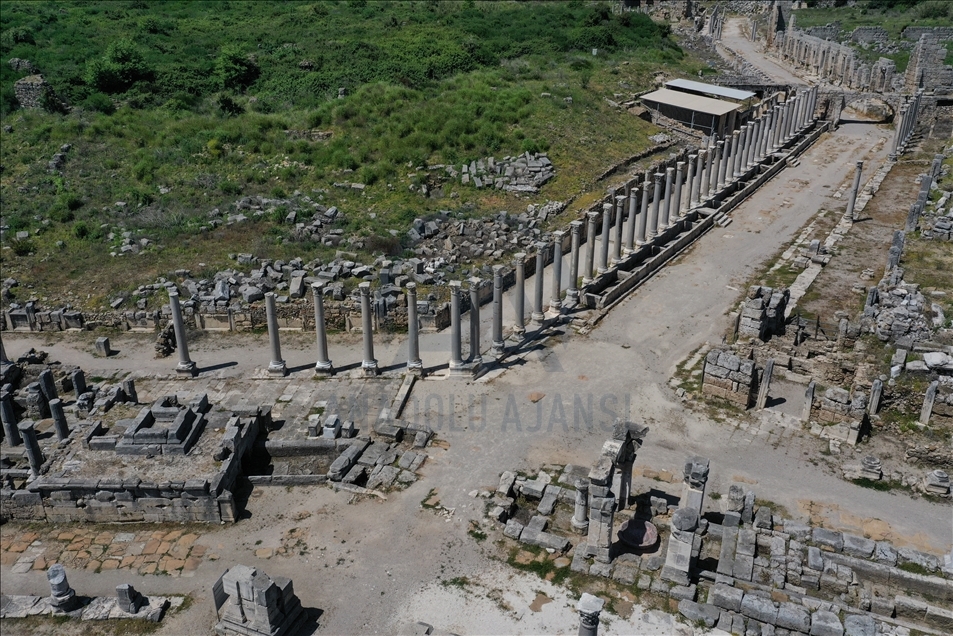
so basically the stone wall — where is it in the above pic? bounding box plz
[803,23,840,41]
[702,349,756,408]
[905,34,953,93]
[738,285,788,340]
[901,26,953,41]
[13,75,56,110]
[849,26,889,45]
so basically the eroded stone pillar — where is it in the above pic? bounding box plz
[672,161,685,221]
[49,398,69,441]
[48,564,78,612]
[700,148,712,201]
[359,282,379,376]
[660,166,674,229]
[577,594,605,636]
[406,282,424,373]
[745,120,757,168]
[18,421,43,475]
[571,479,589,533]
[550,231,564,314]
[598,204,611,274]
[168,291,196,376]
[38,369,58,403]
[264,292,287,376]
[687,154,699,209]
[469,278,483,366]
[514,253,527,335]
[584,213,598,284]
[71,369,87,400]
[624,189,637,253]
[449,281,465,371]
[312,282,333,376]
[846,160,864,220]
[1,390,21,446]
[491,267,505,357]
[727,130,741,181]
[889,105,906,160]
[532,243,547,323]
[568,221,583,301]
[648,173,663,240]
[612,195,625,264]
[710,141,723,192]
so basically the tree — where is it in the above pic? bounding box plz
[215,47,259,92]
[85,39,152,93]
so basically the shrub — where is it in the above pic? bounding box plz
[215,47,259,92]
[83,92,116,114]
[85,39,153,94]
[217,93,244,116]
[72,220,90,239]
[10,237,35,256]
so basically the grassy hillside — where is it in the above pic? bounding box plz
[0,1,704,307]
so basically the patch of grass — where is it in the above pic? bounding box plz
[468,528,487,543]
[898,561,932,576]
[441,576,471,588]
[506,547,570,584]
[420,487,439,509]
[852,477,899,492]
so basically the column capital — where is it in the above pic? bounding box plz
[654,172,665,183]
[855,160,864,169]
[570,219,583,234]
[311,280,325,292]
[514,251,526,263]
[552,229,565,240]
[492,264,504,275]
[586,210,599,221]
[449,280,462,291]
[534,240,548,251]
[405,281,417,291]
[468,276,483,288]
[358,281,371,296]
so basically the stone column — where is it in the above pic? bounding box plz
[38,369,58,403]
[687,154,699,209]
[312,282,333,376]
[1,390,21,446]
[532,244,547,323]
[624,189,637,253]
[700,149,712,201]
[48,564,78,612]
[122,378,137,404]
[920,380,938,426]
[168,291,196,376]
[889,105,906,160]
[18,421,43,475]
[264,292,287,376]
[710,141,722,192]
[577,593,605,636]
[550,231,564,314]
[727,130,741,181]
[771,105,783,150]
[638,171,651,241]
[406,282,424,373]
[571,479,589,533]
[672,161,685,221]
[660,166,674,229]
[745,120,757,168]
[514,253,527,335]
[868,378,883,415]
[611,195,625,264]
[759,112,772,159]
[491,267,505,357]
[469,278,483,366]
[584,213,598,284]
[568,221,583,301]
[756,358,775,410]
[359,282,379,376]
[785,99,796,140]
[49,398,69,441]
[71,369,87,400]
[846,160,863,220]
[648,172,663,240]
[449,280,465,371]
[597,204,611,274]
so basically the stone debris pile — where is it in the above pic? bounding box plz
[449,152,555,193]
[738,285,789,340]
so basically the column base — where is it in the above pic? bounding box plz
[406,361,424,376]
[567,289,579,301]
[491,341,506,358]
[175,361,197,377]
[449,361,473,377]
[361,360,379,377]
[888,153,898,161]
[581,277,593,286]
[530,311,546,324]
[268,361,288,377]
[512,325,526,338]
[571,517,590,534]
[314,361,334,377]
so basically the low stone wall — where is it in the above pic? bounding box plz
[901,26,953,41]
[702,349,756,408]
[738,285,789,340]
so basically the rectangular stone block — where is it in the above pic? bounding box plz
[709,583,744,612]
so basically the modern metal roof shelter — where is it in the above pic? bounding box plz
[665,78,756,102]
[640,88,740,136]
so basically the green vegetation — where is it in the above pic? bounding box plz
[851,477,898,491]
[441,576,471,588]
[898,560,932,576]
[506,547,570,584]
[1,1,705,308]
[796,0,952,40]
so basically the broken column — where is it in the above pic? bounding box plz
[71,369,87,400]
[406,282,424,373]
[868,379,882,415]
[597,204,611,274]
[18,421,43,475]
[756,358,775,410]
[38,369,58,402]
[358,282,378,376]
[312,282,333,376]
[550,231,564,314]
[490,267,505,358]
[920,380,938,426]
[449,280,465,373]
[116,583,144,614]
[571,479,589,533]
[48,564,79,612]
[122,378,138,404]
[532,243,547,323]
[585,456,615,563]
[662,456,710,585]
[49,398,69,441]
[846,160,863,220]
[469,278,483,368]
[577,594,605,636]
[568,221,582,302]
[264,292,287,377]
[514,253,526,335]
[25,383,49,421]
[168,291,196,376]
[1,390,21,446]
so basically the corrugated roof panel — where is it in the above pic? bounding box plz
[640,88,740,117]
[665,78,755,101]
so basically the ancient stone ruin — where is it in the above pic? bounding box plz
[212,565,306,636]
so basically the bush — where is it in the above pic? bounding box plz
[215,47,259,92]
[72,220,90,239]
[85,39,153,94]
[83,92,116,114]
[10,237,35,256]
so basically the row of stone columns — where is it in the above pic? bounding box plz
[889,89,922,161]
